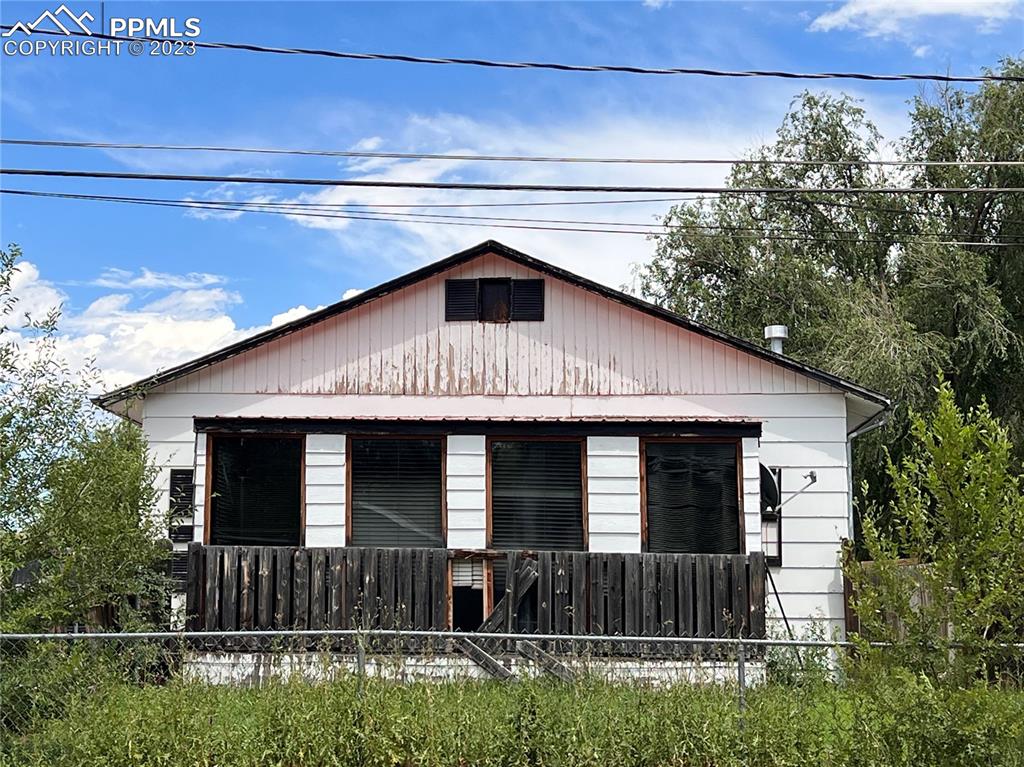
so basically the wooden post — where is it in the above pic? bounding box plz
[185,543,204,632]
[731,554,749,637]
[239,547,256,631]
[310,548,327,630]
[256,547,274,630]
[748,553,767,639]
[293,549,310,630]
[221,546,238,631]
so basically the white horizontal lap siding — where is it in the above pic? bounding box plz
[741,437,761,555]
[446,436,486,549]
[587,437,640,553]
[193,432,206,544]
[156,251,840,398]
[759,407,851,638]
[303,435,345,547]
[142,415,198,551]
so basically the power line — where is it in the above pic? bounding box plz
[4,168,1023,194]
[5,138,1023,168]
[1,26,1020,84]
[8,189,1021,241]
[4,188,1012,247]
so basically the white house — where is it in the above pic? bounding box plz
[97,240,888,642]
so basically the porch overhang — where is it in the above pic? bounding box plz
[192,415,762,439]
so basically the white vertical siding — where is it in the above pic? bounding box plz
[155,252,841,399]
[741,437,761,555]
[446,435,486,549]
[586,437,641,553]
[303,434,346,547]
[193,432,206,544]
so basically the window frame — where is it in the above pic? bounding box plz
[203,432,307,546]
[344,434,448,548]
[639,437,745,555]
[484,435,589,551]
[761,465,783,567]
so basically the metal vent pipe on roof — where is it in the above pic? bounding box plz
[764,325,788,354]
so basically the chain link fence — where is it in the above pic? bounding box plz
[4,628,1022,741]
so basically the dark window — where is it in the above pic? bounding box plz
[350,438,444,547]
[491,440,584,550]
[479,279,511,322]
[644,442,740,554]
[209,436,303,546]
[511,279,545,320]
[445,278,544,322]
[445,279,478,321]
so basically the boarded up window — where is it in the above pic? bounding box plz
[209,436,303,546]
[350,438,444,547]
[491,440,584,550]
[644,442,739,554]
[479,279,511,322]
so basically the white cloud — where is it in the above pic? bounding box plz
[912,45,932,58]
[7,260,66,324]
[259,110,793,289]
[182,183,278,221]
[6,261,320,391]
[642,0,670,8]
[342,288,365,300]
[270,304,324,327]
[90,266,226,290]
[810,0,1020,36]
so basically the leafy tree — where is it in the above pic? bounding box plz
[0,245,168,631]
[846,381,1024,682]
[637,58,1024,516]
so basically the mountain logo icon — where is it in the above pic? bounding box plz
[3,4,95,36]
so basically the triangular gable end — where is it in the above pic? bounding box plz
[97,242,888,419]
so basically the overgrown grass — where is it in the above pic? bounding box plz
[4,670,1024,767]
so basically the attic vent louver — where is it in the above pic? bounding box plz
[445,279,478,320]
[510,279,544,320]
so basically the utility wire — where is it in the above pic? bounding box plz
[1,26,1019,83]
[5,138,1023,168]
[3,188,1011,247]
[4,168,1023,194]
[7,189,1021,241]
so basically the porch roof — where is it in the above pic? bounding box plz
[193,415,762,438]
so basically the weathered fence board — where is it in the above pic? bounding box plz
[187,546,767,647]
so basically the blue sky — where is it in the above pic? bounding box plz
[2,0,1022,387]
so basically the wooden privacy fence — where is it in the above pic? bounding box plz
[186,545,766,645]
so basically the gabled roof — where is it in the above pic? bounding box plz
[95,240,889,415]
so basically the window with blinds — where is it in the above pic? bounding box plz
[349,438,444,547]
[209,436,303,546]
[490,440,584,550]
[644,441,740,554]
